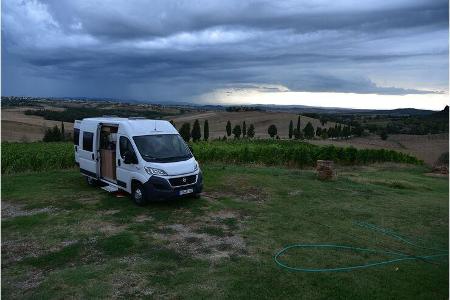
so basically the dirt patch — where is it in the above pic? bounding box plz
[135,214,154,223]
[222,177,269,202]
[348,177,430,190]
[98,209,121,216]
[424,172,449,178]
[203,177,268,203]
[12,268,45,292]
[110,271,154,299]
[2,239,78,265]
[2,202,58,219]
[153,210,246,261]
[76,195,104,205]
[78,219,127,236]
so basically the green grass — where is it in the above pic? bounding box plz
[2,163,448,299]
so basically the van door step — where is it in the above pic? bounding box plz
[101,185,119,193]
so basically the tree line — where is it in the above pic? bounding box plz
[172,115,355,142]
[43,122,72,142]
[172,119,211,143]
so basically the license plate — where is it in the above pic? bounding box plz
[179,188,193,196]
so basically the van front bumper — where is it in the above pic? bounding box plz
[142,171,203,201]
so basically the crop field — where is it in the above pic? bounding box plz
[310,134,449,166]
[2,161,448,299]
[192,140,420,167]
[2,142,74,174]
[1,140,420,174]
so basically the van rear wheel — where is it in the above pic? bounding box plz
[132,183,147,206]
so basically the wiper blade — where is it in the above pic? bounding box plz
[142,154,158,160]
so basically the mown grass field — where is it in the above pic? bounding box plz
[2,162,448,299]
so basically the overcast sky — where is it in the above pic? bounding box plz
[2,0,449,109]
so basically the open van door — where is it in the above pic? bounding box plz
[74,120,81,165]
[78,121,99,178]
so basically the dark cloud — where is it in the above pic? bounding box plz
[2,0,448,102]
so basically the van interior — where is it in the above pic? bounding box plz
[99,125,118,182]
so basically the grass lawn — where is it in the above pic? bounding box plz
[2,163,448,299]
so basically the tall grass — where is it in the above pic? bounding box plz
[2,142,74,174]
[2,140,421,174]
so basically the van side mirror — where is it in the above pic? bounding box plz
[123,151,137,164]
[189,145,194,154]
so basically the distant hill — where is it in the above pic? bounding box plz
[2,95,442,116]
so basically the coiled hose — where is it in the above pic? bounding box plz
[274,221,448,272]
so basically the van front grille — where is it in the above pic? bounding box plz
[169,175,196,187]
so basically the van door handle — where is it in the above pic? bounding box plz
[117,159,121,166]
[91,153,95,160]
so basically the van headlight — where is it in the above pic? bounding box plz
[193,162,198,172]
[145,167,168,176]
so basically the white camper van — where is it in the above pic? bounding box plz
[73,117,203,205]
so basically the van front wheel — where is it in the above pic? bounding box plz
[132,183,147,206]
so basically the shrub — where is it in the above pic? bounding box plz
[268,124,277,138]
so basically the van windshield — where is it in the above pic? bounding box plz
[133,134,192,163]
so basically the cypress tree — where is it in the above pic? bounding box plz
[191,119,201,142]
[303,122,314,139]
[179,123,191,142]
[295,116,301,139]
[289,120,293,139]
[242,121,247,137]
[226,120,232,137]
[316,127,322,137]
[232,125,242,139]
[61,121,65,141]
[204,120,209,141]
[342,126,350,139]
[328,127,334,138]
[247,124,255,138]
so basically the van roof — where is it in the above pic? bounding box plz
[78,117,178,136]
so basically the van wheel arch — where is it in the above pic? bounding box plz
[131,180,147,206]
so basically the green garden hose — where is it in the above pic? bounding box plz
[274,222,448,272]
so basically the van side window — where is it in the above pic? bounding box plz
[73,128,80,145]
[119,136,136,158]
[82,132,94,152]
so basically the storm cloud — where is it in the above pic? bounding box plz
[2,0,448,103]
